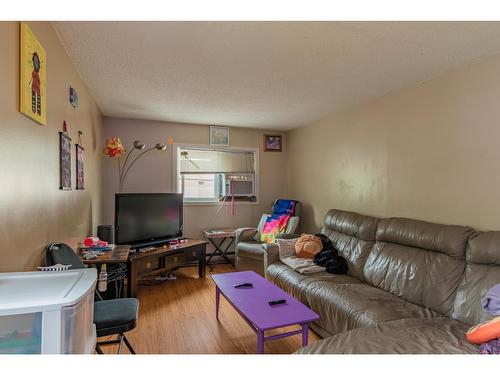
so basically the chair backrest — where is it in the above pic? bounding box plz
[256,214,299,235]
[45,243,86,269]
[271,200,302,217]
[253,200,301,241]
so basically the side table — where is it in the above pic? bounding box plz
[203,229,236,270]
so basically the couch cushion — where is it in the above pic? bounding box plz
[237,241,265,260]
[266,261,360,304]
[451,231,500,326]
[296,317,477,354]
[305,282,440,336]
[363,217,474,315]
[320,209,379,281]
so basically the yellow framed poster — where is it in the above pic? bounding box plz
[19,22,47,125]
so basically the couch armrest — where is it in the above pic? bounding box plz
[276,233,298,240]
[263,242,280,268]
[235,227,258,245]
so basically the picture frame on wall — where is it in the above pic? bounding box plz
[59,132,72,190]
[76,144,84,190]
[263,134,282,152]
[19,22,47,126]
[210,126,230,146]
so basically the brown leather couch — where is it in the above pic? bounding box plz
[264,209,500,354]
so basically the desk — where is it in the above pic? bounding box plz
[127,239,207,298]
[203,229,236,270]
[80,245,130,265]
[80,245,130,299]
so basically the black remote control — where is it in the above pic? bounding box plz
[234,282,253,288]
[268,299,286,306]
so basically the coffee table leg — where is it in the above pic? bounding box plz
[257,330,265,354]
[301,323,309,347]
[215,286,220,320]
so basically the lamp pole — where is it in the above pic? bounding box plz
[118,142,166,191]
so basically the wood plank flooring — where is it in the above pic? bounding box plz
[100,264,319,354]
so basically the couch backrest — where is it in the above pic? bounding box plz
[363,217,474,315]
[320,209,379,281]
[451,231,500,326]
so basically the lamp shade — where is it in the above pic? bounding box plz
[103,137,126,158]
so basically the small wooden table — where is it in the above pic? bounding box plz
[202,229,236,270]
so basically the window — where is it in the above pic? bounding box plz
[175,146,257,203]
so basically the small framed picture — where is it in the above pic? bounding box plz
[59,132,72,190]
[264,135,282,152]
[210,126,229,146]
[76,144,84,190]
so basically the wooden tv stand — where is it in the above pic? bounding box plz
[126,239,207,298]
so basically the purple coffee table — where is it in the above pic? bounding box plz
[211,271,320,354]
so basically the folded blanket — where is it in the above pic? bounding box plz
[281,256,325,274]
[261,199,296,243]
[482,284,500,315]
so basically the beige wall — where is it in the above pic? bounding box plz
[102,117,288,245]
[288,52,500,233]
[0,22,103,271]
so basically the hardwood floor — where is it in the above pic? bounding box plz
[100,264,319,354]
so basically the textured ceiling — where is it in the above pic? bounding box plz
[54,21,500,130]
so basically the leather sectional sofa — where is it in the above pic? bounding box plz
[265,209,500,354]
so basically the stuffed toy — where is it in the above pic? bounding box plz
[295,234,323,259]
[313,233,349,274]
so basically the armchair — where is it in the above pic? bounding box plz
[235,201,301,277]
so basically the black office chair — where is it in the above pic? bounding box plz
[46,243,138,354]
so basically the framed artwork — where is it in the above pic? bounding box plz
[76,144,84,190]
[264,135,282,152]
[19,22,47,126]
[210,126,229,146]
[59,132,72,190]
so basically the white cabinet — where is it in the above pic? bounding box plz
[0,269,97,354]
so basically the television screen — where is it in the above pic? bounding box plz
[115,193,183,248]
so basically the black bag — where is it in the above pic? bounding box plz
[313,234,348,275]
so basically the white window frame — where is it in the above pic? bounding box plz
[173,143,259,206]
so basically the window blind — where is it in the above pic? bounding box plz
[178,148,255,174]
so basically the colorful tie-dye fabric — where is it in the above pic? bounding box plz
[261,200,296,243]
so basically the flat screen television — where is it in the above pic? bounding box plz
[115,193,183,249]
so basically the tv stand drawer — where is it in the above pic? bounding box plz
[135,257,161,275]
[164,254,183,266]
[183,246,203,261]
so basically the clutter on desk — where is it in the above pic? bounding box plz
[82,236,115,251]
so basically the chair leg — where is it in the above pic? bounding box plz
[95,344,104,354]
[122,334,136,354]
[116,334,124,354]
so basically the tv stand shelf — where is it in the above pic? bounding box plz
[126,239,207,298]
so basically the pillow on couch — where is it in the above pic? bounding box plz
[277,238,298,260]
